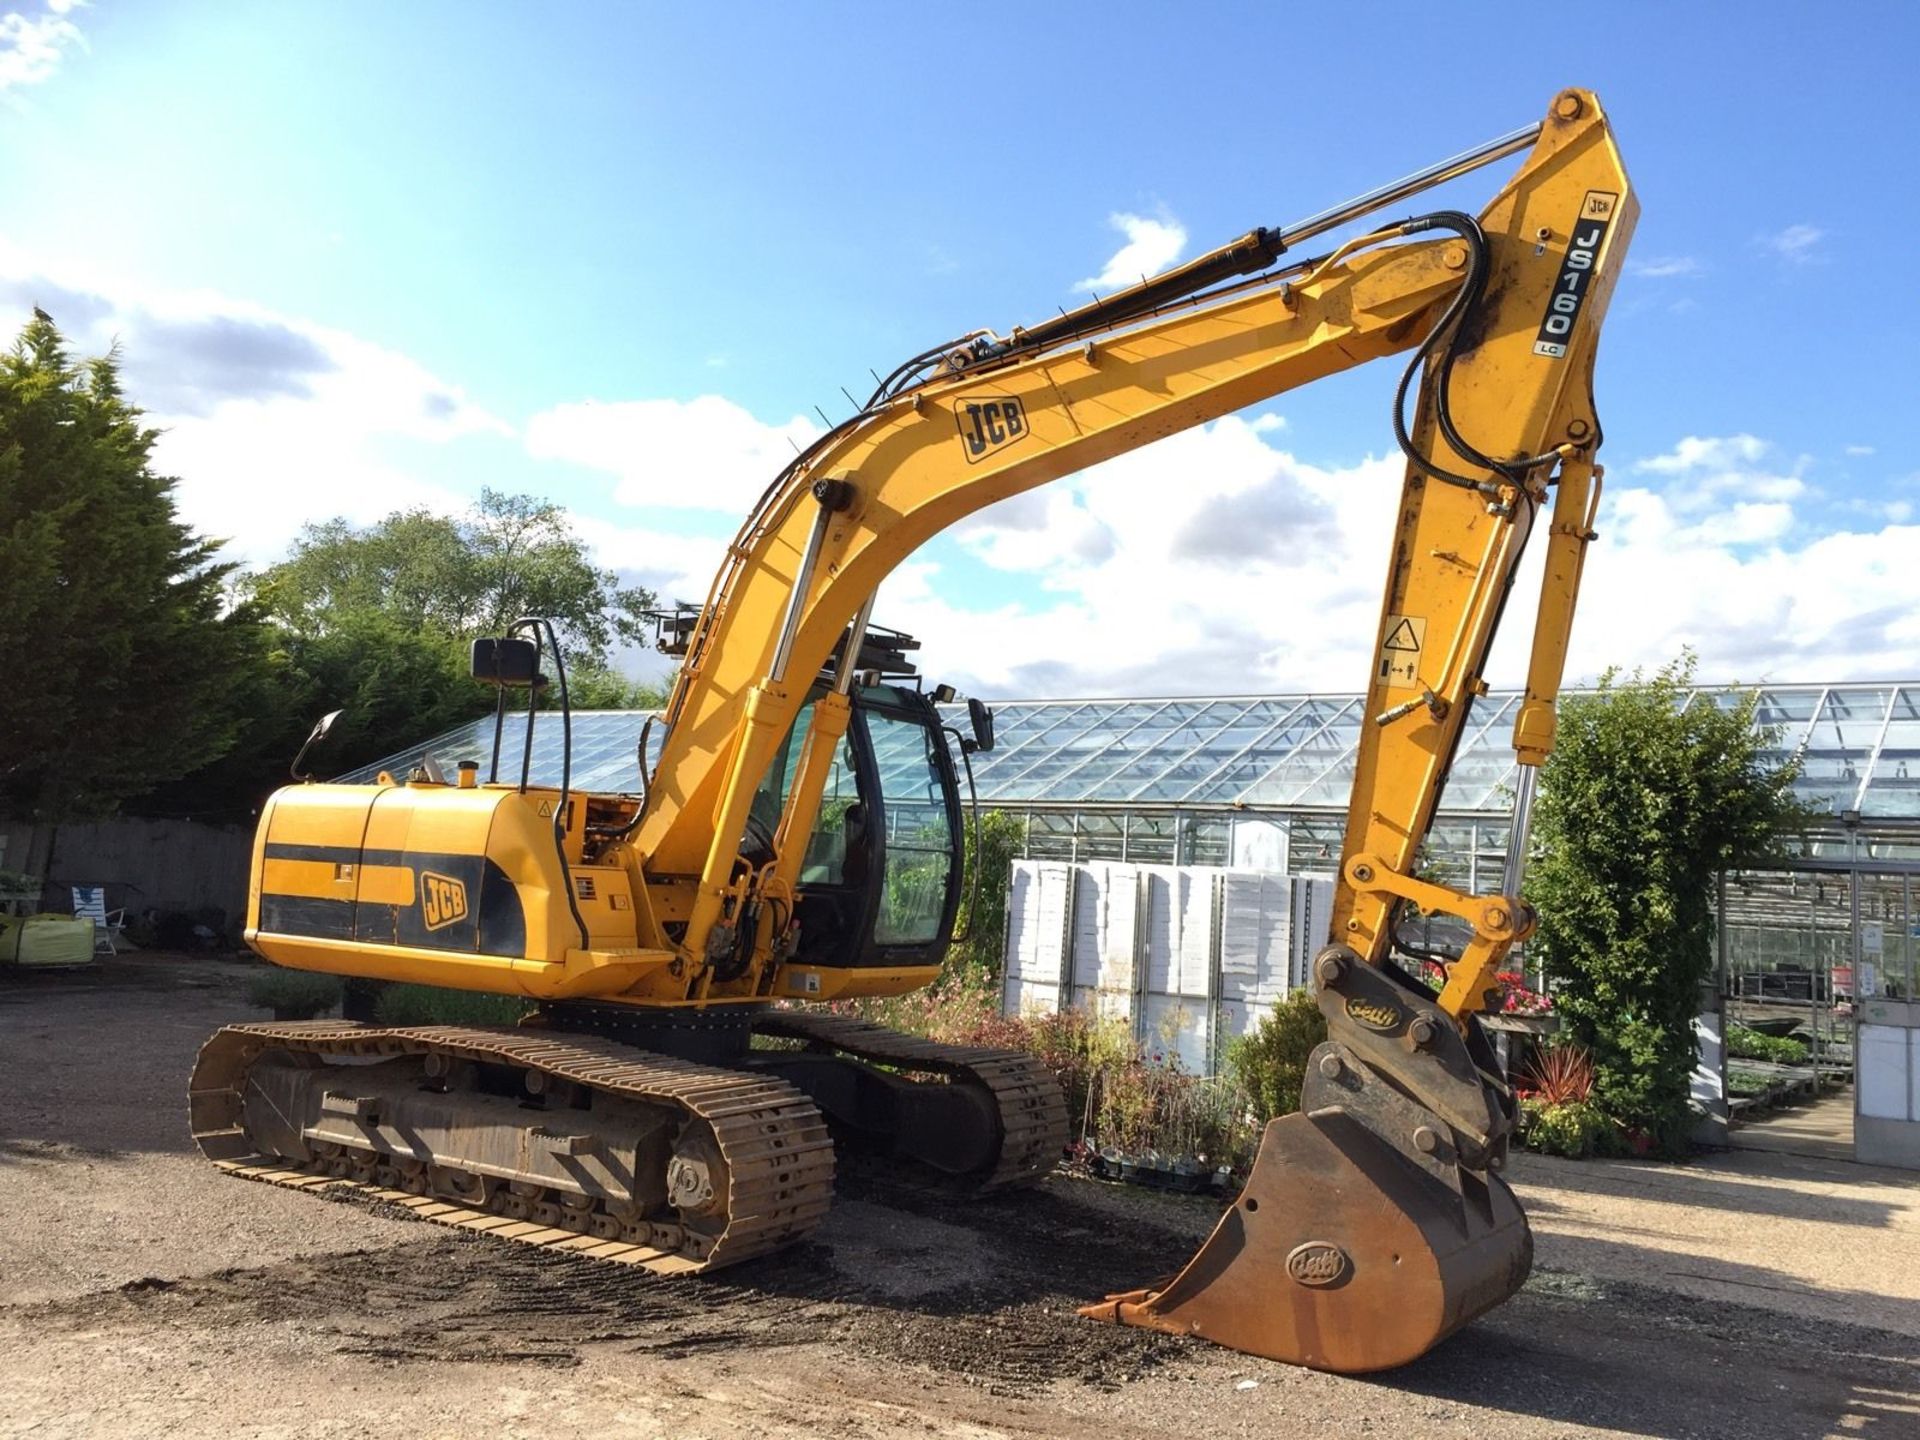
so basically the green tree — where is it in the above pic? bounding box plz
[0,318,264,819]
[153,491,662,817]
[1526,653,1808,1152]
[252,488,653,664]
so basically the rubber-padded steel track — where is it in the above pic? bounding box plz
[190,1021,835,1275]
[751,1010,1068,1188]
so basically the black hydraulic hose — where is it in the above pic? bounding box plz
[943,725,982,946]
[1388,212,1504,493]
[488,685,507,785]
[1392,210,1579,490]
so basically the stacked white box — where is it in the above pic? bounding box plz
[1001,859,1332,1076]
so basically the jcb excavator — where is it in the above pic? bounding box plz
[191,88,1635,1373]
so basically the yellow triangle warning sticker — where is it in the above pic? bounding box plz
[537,800,554,818]
[1378,614,1425,687]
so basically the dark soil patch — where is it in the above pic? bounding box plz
[24,1166,1209,1391]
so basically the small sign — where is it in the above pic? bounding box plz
[1378,615,1425,687]
[420,871,469,931]
[1533,190,1618,359]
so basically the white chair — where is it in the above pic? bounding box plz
[71,886,124,955]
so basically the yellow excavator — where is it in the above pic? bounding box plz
[191,88,1635,1374]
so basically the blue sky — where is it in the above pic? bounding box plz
[3,3,1917,697]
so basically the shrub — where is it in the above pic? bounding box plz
[247,969,342,1020]
[1521,1098,1614,1159]
[373,983,533,1027]
[1527,654,1809,1154]
[1226,989,1328,1125]
[1726,1025,1809,1065]
[1518,1042,1595,1106]
[949,809,1025,980]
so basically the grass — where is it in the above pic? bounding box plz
[372,983,534,1027]
[246,969,343,1019]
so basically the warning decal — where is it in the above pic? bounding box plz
[1379,615,1425,686]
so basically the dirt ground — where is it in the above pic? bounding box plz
[3,956,1918,1440]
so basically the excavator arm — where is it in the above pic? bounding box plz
[640,90,1634,1035]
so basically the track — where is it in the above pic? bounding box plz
[189,1021,836,1275]
[752,1009,1069,1188]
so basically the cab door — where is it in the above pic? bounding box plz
[758,685,963,972]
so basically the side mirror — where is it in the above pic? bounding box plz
[471,636,545,688]
[290,708,346,782]
[966,697,995,755]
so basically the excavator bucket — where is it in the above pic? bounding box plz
[1081,1102,1531,1373]
[1083,958,1532,1373]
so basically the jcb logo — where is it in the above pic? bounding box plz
[955,396,1027,463]
[421,871,469,930]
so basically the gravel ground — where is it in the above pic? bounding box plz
[3,954,1917,1439]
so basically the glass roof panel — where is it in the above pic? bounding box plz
[339,683,1916,827]
[1239,701,1364,805]
[1793,688,1893,816]
[1860,686,1920,820]
[1432,694,1521,810]
[1175,699,1327,803]
[1752,687,1826,732]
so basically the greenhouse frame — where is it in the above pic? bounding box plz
[350,680,1920,1004]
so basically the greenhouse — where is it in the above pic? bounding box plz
[350,680,1920,1002]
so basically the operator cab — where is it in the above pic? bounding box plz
[747,682,972,972]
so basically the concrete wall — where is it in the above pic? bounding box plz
[0,818,251,927]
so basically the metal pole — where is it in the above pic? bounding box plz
[768,500,835,684]
[831,595,876,695]
[1809,894,1820,1085]
[1907,873,1915,1003]
[1277,123,1543,250]
[1499,764,1539,899]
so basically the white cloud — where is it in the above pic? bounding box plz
[879,416,1390,697]
[1629,256,1702,279]
[1634,434,1767,474]
[1567,486,1920,683]
[12,227,1901,702]
[0,1,84,92]
[1631,433,1805,513]
[1075,212,1187,293]
[525,395,820,514]
[225,317,1920,698]
[1761,223,1825,264]
[855,417,1920,701]
[1846,444,1876,458]
[570,513,726,612]
[0,243,508,563]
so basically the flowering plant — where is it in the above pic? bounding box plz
[1496,970,1554,1016]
